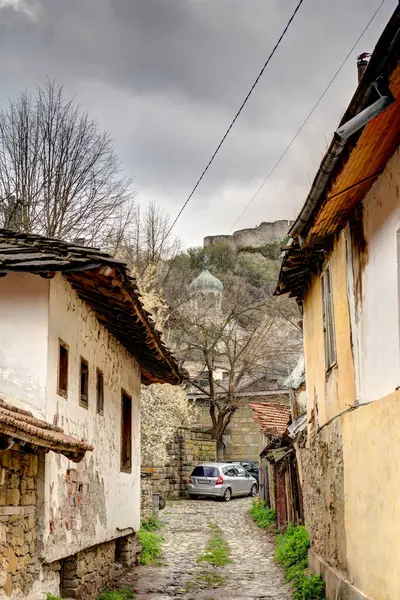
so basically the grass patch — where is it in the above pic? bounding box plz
[197,522,231,567]
[197,573,225,587]
[97,589,135,600]
[45,595,62,600]
[138,528,163,565]
[274,524,325,600]
[249,499,276,529]
[138,516,163,565]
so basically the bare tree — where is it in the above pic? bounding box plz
[0,80,136,246]
[170,278,302,442]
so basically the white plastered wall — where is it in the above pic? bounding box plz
[357,148,400,402]
[41,274,141,563]
[0,273,49,416]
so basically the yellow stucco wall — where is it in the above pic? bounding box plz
[303,232,356,427]
[342,389,400,600]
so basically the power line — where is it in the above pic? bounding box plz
[228,0,388,233]
[163,0,305,241]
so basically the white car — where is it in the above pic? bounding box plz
[188,462,258,502]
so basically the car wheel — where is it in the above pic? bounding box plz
[223,488,232,502]
[250,483,258,497]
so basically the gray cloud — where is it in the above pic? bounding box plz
[0,0,396,245]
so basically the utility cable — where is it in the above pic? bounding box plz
[162,0,305,243]
[228,0,388,232]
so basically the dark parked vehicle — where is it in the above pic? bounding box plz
[228,461,259,483]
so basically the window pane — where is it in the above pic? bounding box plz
[80,358,89,408]
[96,369,104,415]
[192,466,205,477]
[121,391,132,472]
[58,341,68,397]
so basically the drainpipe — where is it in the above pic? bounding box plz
[289,76,395,240]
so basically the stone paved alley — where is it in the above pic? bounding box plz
[118,497,290,600]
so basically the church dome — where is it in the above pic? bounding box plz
[190,267,223,294]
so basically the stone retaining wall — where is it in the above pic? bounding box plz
[0,448,40,598]
[141,428,217,518]
[61,534,140,600]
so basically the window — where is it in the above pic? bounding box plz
[79,358,89,408]
[235,466,246,477]
[191,466,219,478]
[121,391,132,472]
[96,369,104,415]
[321,265,337,370]
[223,467,237,477]
[58,341,69,398]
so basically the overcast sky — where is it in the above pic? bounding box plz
[0,0,396,247]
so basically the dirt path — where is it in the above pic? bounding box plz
[118,497,291,600]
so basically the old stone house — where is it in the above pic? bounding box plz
[275,7,400,600]
[0,230,182,599]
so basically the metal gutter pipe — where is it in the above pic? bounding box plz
[288,78,395,241]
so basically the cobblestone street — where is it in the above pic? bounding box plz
[119,497,290,600]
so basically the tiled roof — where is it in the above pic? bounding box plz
[0,229,183,385]
[250,402,291,436]
[0,398,93,463]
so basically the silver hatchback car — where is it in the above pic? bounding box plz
[188,462,258,502]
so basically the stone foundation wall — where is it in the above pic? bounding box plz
[61,534,140,600]
[0,448,40,598]
[141,428,217,518]
[297,419,347,574]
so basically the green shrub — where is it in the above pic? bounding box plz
[45,595,62,600]
[97,589,135,600]
[293,571,325,600]
[249,500,276,529]
[138,529,163,565]
[140,516,161,531]
[275,524,310,570]
[274,525,325,600]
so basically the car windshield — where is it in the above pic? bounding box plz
[191,466,219,478]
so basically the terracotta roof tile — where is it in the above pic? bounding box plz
[250,402,291,436]
[0,398,93,463]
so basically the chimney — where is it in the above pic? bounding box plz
[357,52,371,83]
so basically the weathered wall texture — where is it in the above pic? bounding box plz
[342,389,400,600]
[356,148,400,403]
[0,449,40,599]
[298,418,347,574]
[41,274,141,563]
[303,232,356,427]
[204,220,291,250]
[141,428,217,518]
[0,273,49,416]
[61,533,140,600]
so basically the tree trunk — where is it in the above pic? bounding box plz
[209,406,237,442]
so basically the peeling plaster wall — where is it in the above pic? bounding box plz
[41,274,141,563]
[0,273,49,416]
[303,232,356,428]
[357,148,400,403]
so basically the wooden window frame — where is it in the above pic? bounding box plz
[79,357,89,409]
[57,340,69,398]
[321,264,337,371]
[96,368,104,416]
[120,390,132,473]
